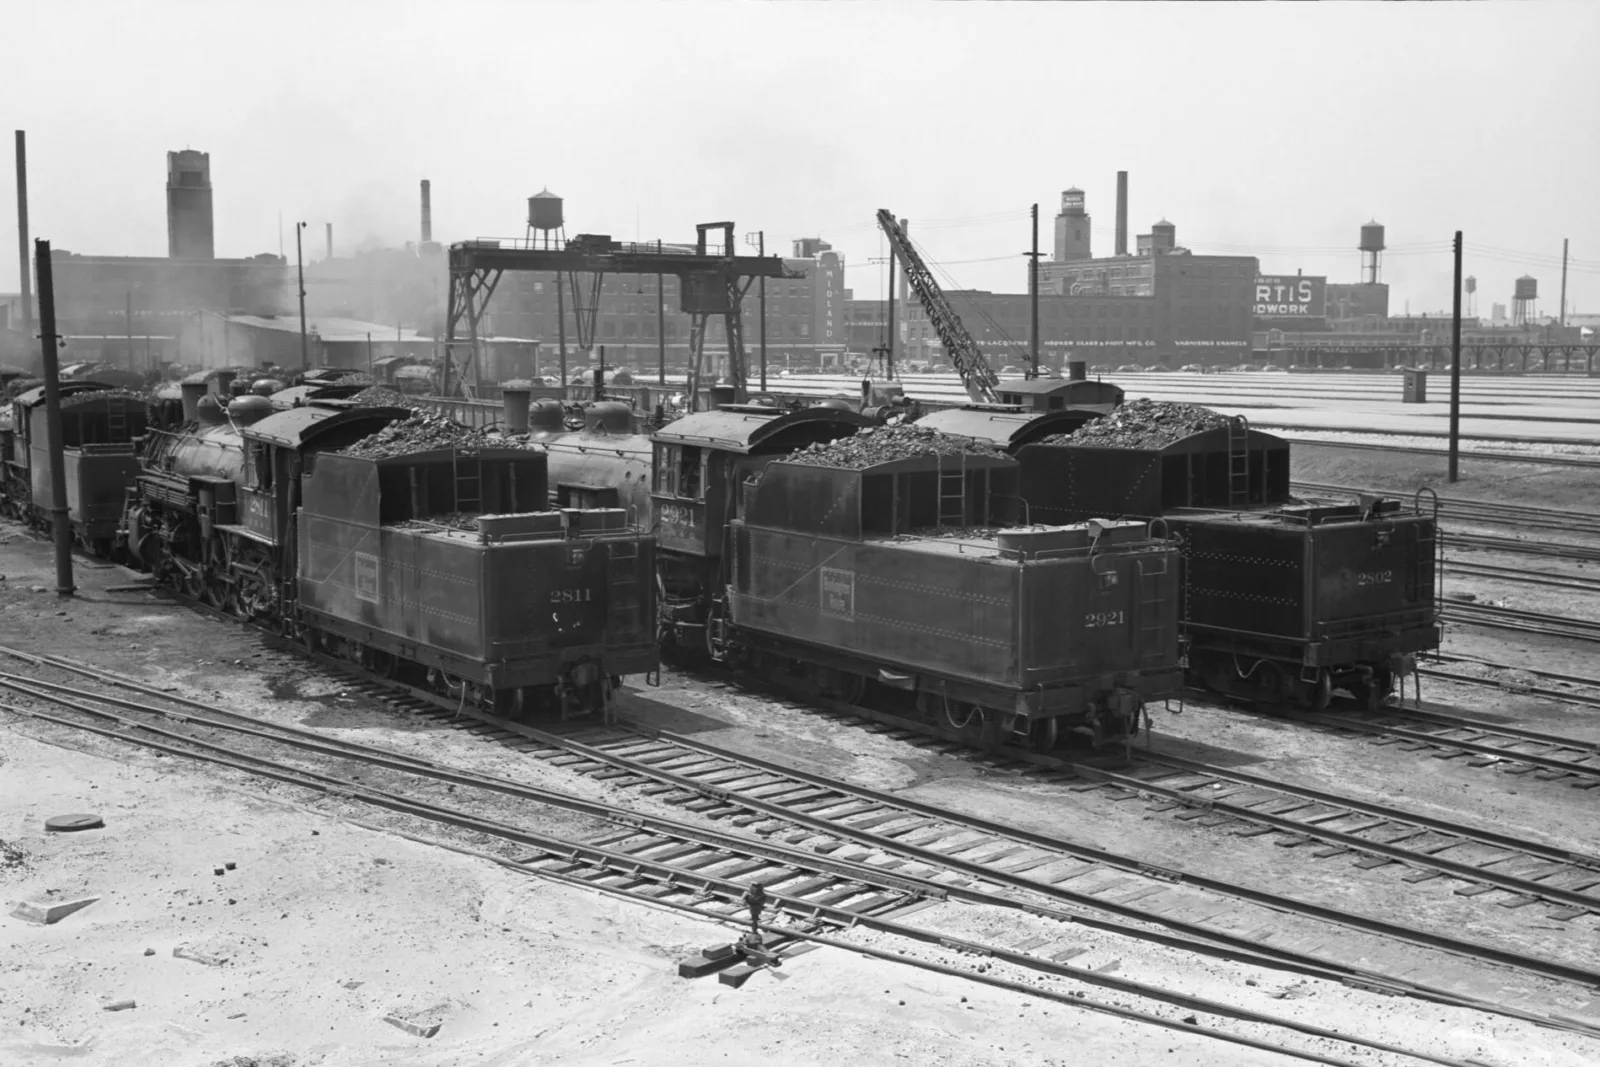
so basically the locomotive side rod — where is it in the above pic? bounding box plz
[33,238,74,597]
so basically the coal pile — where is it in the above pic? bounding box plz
[61,387,151,409]
[787,424,1009,469]
[339,412,542,459]
[348,385,411,408]
[391,510,479,532]
[1045,399,1232,449]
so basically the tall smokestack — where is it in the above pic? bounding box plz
[325,222,332,261]
[166,150,214,258]
[420,179,432,243]
[1115,171,1128,257]
[14,131,31,339]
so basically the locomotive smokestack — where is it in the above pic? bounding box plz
[180,380,206,422]
[1115,171,1128,257]
[1068,360,1087,381]
[420,179,432,243]
[502,386,531,434]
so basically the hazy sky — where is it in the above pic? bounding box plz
[8,1,1599,315]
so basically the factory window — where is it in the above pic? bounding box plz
[602,321,617,338]
[800,323,811,338]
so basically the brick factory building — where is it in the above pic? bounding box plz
[897,188,1257,369]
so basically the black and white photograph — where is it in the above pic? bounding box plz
[1,2,1598,1064]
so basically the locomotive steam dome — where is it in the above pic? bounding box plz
[195,394,226,425]
[584,401,633,434]
[252,378,285,397]
[528,399,566,433]
[227,395,274,426]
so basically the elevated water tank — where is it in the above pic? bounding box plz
[528,189,564,232]
[1514,275,1538,300]
[1359,222,1386,253]
[1151,219,1176,253]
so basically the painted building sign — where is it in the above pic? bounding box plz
[814,250,844,344]
[1253,275,1327,322]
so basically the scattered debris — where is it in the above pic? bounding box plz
[102,999,136,1012]
[787,423,1009,469]
[1045,399,1233,449]
[143,948,155,956]
[206,1055,295,1067]
[0,839,28,873]
[225,861,237,871]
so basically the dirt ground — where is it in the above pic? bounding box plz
[5,433,1600,1066]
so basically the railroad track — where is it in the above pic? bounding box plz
[1444,560,1600,594]
[1443,598,1600,643]
[1294,481,1600,538]
[1294,703,1600,785]
[1421,652,1600,711]
[6,644,1599,1046]
[0,653,1522,1067]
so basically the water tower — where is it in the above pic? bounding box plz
[1360,220,1385,284]
[1464,275,1476,317]
[526,188,565,250]
[1053,187,1091,262]
[1513,275,1538,327]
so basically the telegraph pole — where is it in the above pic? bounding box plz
[1028,203,1041,378]
[125,291,134,370]
[885,245,897,376]
[34,239,74,597]
[556,271,568,389]
[1448,231,1463,483]
[1560,238,1569,328]
[656,241,666,386]
[296,221,309,369]
[758,231,767,393]
[14,132,32,343]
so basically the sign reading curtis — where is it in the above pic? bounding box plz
[1253,275,1327,320]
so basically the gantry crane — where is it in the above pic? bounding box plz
[876,209,1000,404]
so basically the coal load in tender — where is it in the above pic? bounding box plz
[347,385,411,408]
[1044,398,1233,449]
[61,387,151,409]
[787,423,1009,469]
[339,412,542,460]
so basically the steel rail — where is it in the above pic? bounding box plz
[375,829,1469,1067]
[0,649,1449,987]
[0,701,1478,1066]
[1444,600,1600,644]
[1297,710,1600,779]
[481,712,1600,990]
[1443,561,1600,594]
[634,721,1600,916]
[7,644,1595,1032]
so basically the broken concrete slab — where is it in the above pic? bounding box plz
[172,945,228,967]
[11,896,99,925]
[383,1014,442,1039]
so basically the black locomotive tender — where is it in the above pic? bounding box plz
[920,396,1441,709]
[123,382,657,717]
[534,397,1185,749]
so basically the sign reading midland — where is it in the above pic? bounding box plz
[1253,274,1327,324]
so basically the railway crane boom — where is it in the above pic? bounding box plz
[876,209,1000,404]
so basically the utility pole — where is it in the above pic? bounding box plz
[125,290,134,371]
[657,240,666,386]
[14,131,32,343]
[556,271,568,390]
[296,221,309,369]
[34,239,74,597]
[1560,238,1569,328]
[1028,203,1041,378]
[1448,231,1463,484]
[758,231,767,393]
[885,246,897,376]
